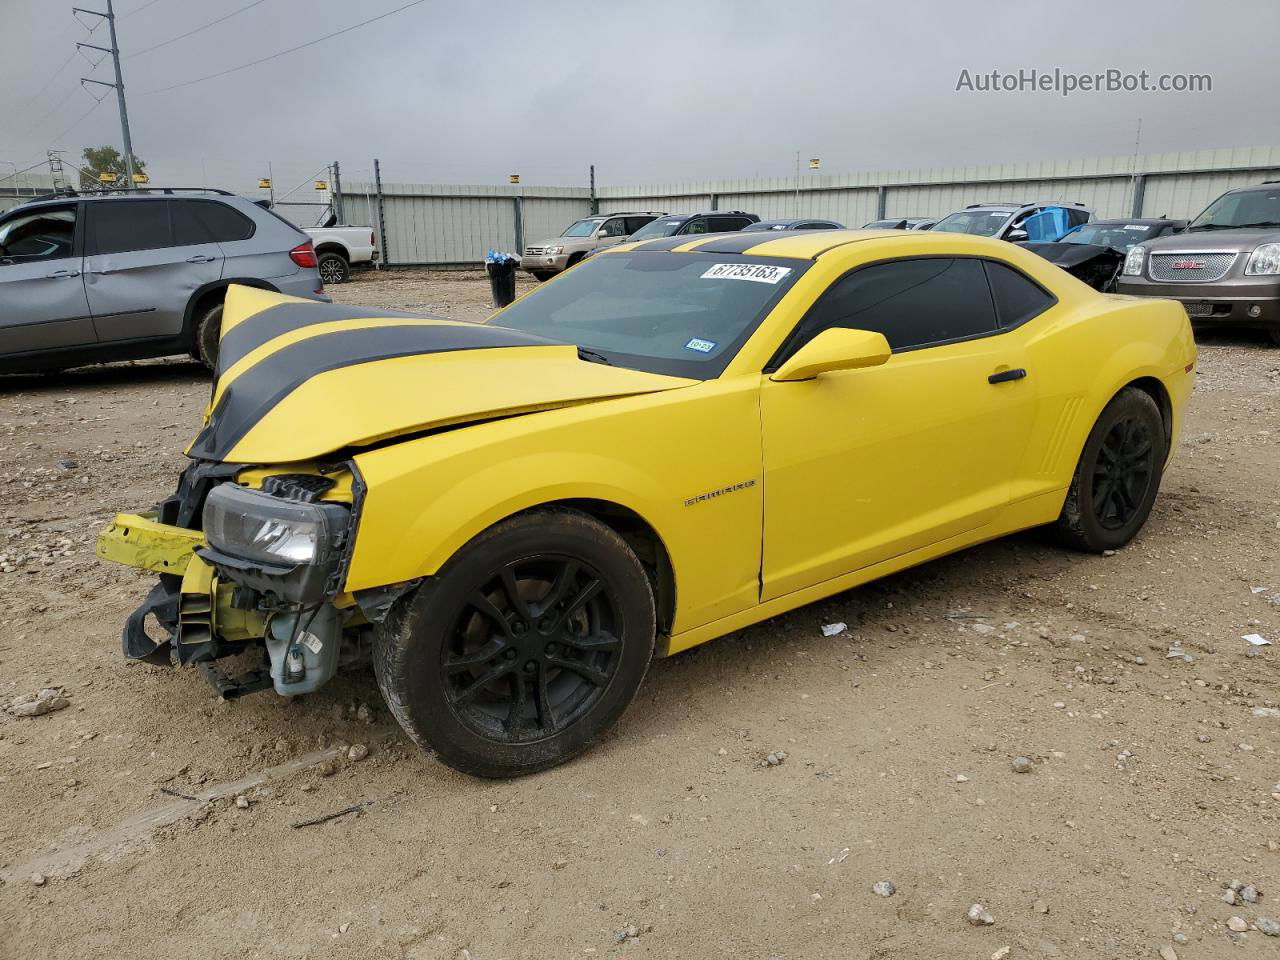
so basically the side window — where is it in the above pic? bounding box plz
[983,260,1056,328]
[0,206,77,260]
[682,218,711,235]
[600,217,627,238]
[1020,207,1072,241]
[1067,208,1091,228]
[171,200,212,246]
[784,258,998,356]
[624,216,654,235]
[190,200,255,242]
[709,216,750,232]
[89,200,172,255]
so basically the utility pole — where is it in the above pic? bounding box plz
[74,0,135,184]
[373,158,389,267]
[331,160,344,224]
[589,164,597,214]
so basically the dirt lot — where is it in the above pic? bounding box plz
[1,269,1278,960]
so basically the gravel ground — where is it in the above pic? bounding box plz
[1,269,1278,960]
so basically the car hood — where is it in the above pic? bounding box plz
[1146,227,1280,252]
[186,286,695,464]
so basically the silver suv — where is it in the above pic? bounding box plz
[0,188,327,373]
[932,201,1093,242]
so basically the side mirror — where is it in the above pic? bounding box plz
[771,328,892,382]
[1006,228,1029,242]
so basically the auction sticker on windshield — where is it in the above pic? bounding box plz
[701,263,793,284]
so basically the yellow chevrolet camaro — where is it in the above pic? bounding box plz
[99,229,1195,776]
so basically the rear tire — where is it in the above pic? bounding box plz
[373,508,656,778]
[194,303,223,372]
[530,270,555,282]
[1052,386,1165,552]
[317,252,350,284]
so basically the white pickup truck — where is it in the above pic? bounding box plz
[301,224,379,284]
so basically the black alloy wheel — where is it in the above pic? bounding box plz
[373,508,656,777]
[1053,386,1165,552]
[442,554,622,743]
[1090,415,1156,531]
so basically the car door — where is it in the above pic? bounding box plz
[84,198,224,342]
[591,216,630,252]
[0,201,97,356]
[759,256,1041,601]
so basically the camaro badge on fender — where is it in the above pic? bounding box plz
[684,479,757,507]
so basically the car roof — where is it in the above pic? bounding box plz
[9,188,241,213]
[616,227,1014,261]
[1087,217,1183,226]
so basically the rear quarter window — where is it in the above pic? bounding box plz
[193,200,256,242]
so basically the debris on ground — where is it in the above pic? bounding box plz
[1243,633,1271,646]
[290,803,367,829]
[1011,756,1034,774]
[7,687,71,718]
[821,622,846,637]
[347,743,370,762]
[872,881,896,897]
[966,903,995,926]
[762,751,787,767]
[1227,916,1248,932]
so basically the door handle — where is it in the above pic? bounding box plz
[988,368,1027,384]
[46,269,81,279]
[185,255,216,263]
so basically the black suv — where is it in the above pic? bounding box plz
[625,211,761,242]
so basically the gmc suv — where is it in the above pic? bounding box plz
[1117,182,1280,345]
[0,187,327,374]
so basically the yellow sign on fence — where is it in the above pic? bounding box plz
[132,173,149,184]
[98,172,118,183]
[508,174,520,184]
[314,180,328,191]
[258,178,272,189]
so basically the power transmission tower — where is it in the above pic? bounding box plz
[47,151,68,193]
[73,0,136,183]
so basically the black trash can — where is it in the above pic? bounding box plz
[485,254,518,308]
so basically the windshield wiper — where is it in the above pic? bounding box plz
[577,347,614,366]
[1231,221,1280,229]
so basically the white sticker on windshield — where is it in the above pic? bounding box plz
[685,337,717,353]
[1123,224,1147,231]
[701,263,793,284]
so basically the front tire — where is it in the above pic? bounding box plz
[317,252,350,284]
[1052,386,1165,552]
[374,509,656,778]
[194,303,223,371]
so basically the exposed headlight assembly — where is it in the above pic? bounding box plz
[1123,244,1146,277]
[1245,243,1280,275]
[201,483,351,604]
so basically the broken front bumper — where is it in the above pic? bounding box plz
[97,511,270,666]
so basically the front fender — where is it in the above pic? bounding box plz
[344,381,766,634]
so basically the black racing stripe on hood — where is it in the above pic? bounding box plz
[626,235,712,252]
[688,233,792,254]
[217,301,425,374]
[190,322,557,460]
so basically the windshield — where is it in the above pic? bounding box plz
[1189,188,1280,231]
[561,219,603,237]
[627,217,686,241]
[1061,222,1158,251]
[931,210,1012,237]
[490,251,808,378]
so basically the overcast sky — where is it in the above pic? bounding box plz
[4,0,1278,195]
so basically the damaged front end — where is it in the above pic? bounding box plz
[98,461,405,699]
